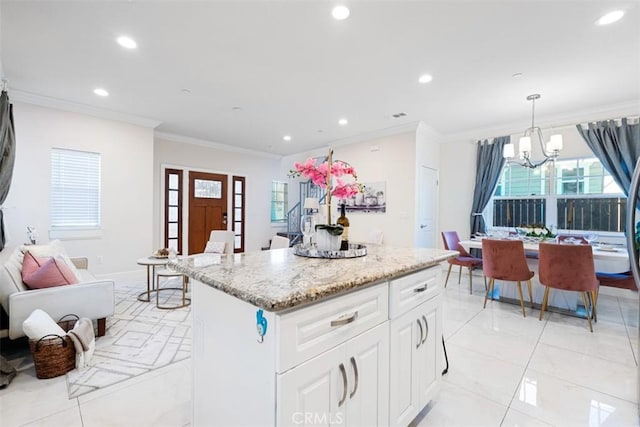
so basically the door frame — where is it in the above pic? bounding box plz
[160,163,246,255]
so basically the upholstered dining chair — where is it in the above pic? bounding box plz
[538,242,599,332]
[441,231,483,294]
[481,239,534,317]
[596,271,637,291]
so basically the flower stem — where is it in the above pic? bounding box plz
[327,149,333,224]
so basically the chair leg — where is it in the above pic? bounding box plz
[444,264,453,288]
[468,267,473,294]
[591,290,598,322]
[483,278,494,309]
[526,280,534,309]
[483,274,487,291]
[581,292,594,332]
[458,266,462,284]
[516,281,526,317]
[539,287,550,321]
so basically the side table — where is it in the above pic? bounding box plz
[155,269,191,310]
[136,257,169,302]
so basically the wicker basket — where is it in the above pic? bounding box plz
[28,314,79,379]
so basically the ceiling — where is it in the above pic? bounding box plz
[1,1,639,156]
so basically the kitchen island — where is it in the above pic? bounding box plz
[169,245,457,427]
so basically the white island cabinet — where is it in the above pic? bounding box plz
[169,245,457,427]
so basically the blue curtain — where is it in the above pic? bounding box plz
[470,136,509,237]
[0,90,16,252]
[576,118,640,196]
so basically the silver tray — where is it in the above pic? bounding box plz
[293,244,367,259]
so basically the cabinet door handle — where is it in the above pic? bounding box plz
[331,311,359,327]
[349,356,359,399]
[421,315,428,345]
[413,284,427,293]
[338,363,348,407]
[416,319,424,348]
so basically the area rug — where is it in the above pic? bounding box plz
[66,276,191,398]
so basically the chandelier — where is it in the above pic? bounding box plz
[503,94,563,169]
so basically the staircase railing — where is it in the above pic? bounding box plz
[286,157,328,246]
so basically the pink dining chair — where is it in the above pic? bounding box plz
[538,242,599,332]
[481,239,534,317]
[441,231,483,294]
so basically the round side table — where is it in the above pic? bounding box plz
[136,257,169,302]
[155,269,191,310]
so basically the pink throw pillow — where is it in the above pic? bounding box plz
[21,251,46,281]
[23,257,79,289]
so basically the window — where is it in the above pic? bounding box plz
[271,181,288,223]
[50,148,101,235]
[492,157,625,233]
[164,168,183,252]
[232,176,245,252]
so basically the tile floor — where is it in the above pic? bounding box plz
[1,272,638,427]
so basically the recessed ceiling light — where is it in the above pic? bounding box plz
[116,36,137,49]
[418,74,433,84]
[181,89,191,94]
[332,5,350,20]
[596,10,625,26]
[93,88,109,97]
[512,72,523,78]
[338,118,348,126]
[392,112,407,118]
[283,135,292,142]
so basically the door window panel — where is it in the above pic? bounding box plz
[194,179,222,199]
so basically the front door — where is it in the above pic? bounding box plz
[188,171,228,254]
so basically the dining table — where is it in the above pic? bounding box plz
[458,237,630,314]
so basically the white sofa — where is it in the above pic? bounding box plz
[0,244,115,340]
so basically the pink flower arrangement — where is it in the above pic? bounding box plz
[289,150,361,224]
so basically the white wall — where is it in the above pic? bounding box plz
[2,102,154,274]
[153,138,282,252]
[437,121,615,247]
[282,130,420,247]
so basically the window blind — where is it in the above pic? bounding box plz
[50,148,101,229]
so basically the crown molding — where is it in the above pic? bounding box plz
[442,100,640,144]
[155,131,282,160]
[326,121,421,149]
[9,90,162,128]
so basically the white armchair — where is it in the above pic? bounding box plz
[0,244,115,340]
[206,230,235,255]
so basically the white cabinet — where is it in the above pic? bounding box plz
[389,279,442,427]
[277,322,389,427]
[191,265,443,427]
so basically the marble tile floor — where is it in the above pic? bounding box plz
[1,273,639,427]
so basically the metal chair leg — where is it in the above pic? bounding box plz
[527,280,534,309]
[581,292,594,332]
[516,281,526,317]
[483,278,494,308]
[444,264,453,288]
[468,267,473,294]
[539,287,550,321]
[457,266,462,284]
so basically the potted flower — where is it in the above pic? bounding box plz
[290,149,360,250]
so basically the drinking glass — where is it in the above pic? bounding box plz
[584,232,599,245]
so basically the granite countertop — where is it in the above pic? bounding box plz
[168,245,457,312]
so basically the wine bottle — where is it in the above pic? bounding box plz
[337,203,350,250]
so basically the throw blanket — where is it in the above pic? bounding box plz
[67,318,95,369]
